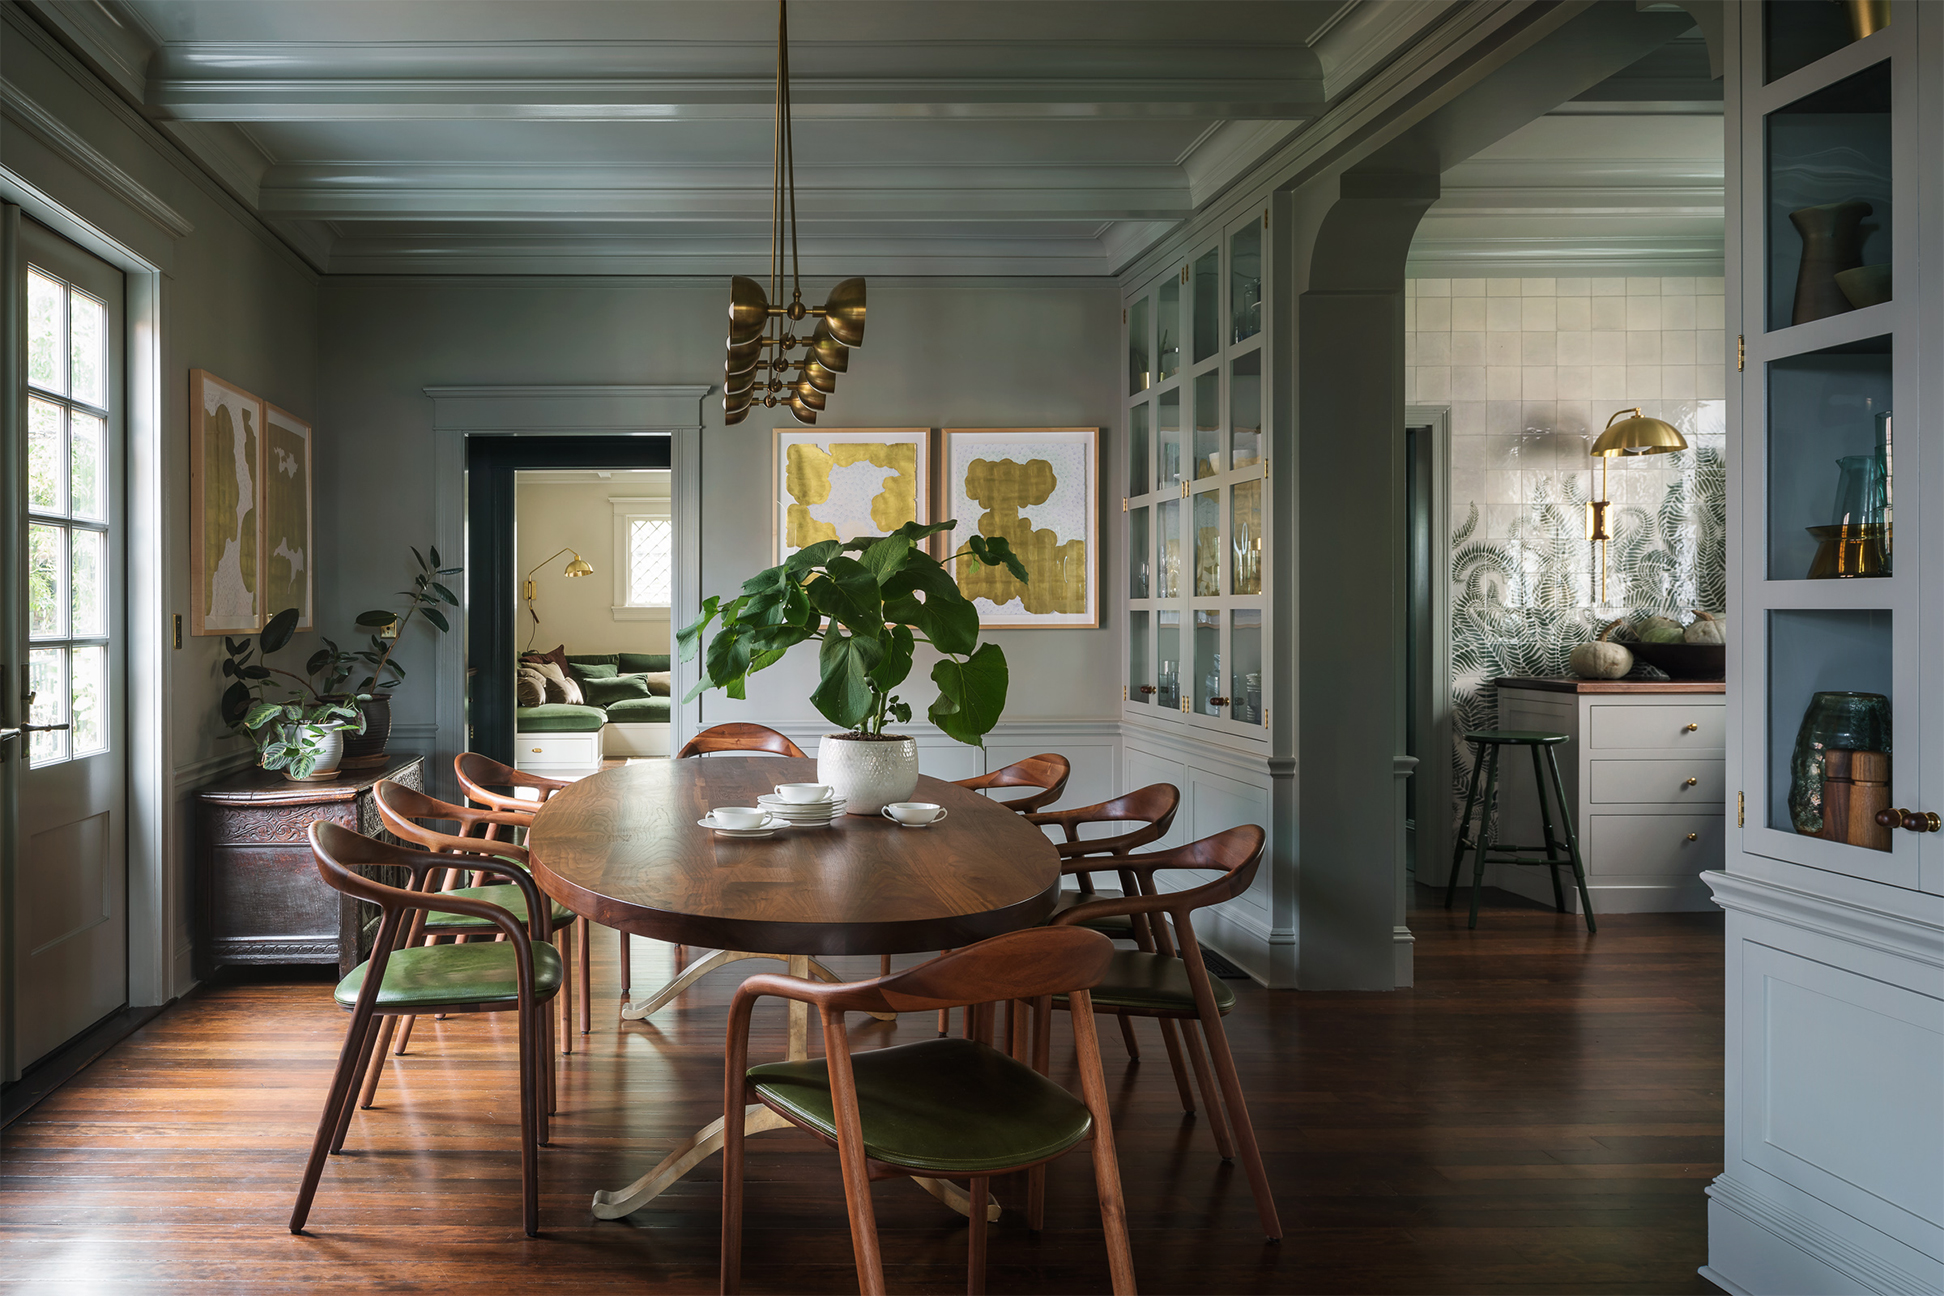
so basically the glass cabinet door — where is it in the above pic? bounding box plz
[1739,4,1923,891]
[1127,293,1151,395]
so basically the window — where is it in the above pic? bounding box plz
[25,266,112,765]
[612,496,672,619]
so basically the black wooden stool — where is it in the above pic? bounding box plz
[1446,730,1596,932]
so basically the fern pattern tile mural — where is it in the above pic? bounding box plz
[1408,275,1728,814]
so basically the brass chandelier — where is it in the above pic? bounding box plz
[722,0,865,426]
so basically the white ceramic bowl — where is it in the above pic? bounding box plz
[710,806,766,830]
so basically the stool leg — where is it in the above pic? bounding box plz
[1529,744,1567,914]
[1544,747,1597,933]
[1445,743,1486,909]
[1468,745,1499,930]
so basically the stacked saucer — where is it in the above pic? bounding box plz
[756,792,848,828]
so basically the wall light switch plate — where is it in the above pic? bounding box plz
[173,614,183,649]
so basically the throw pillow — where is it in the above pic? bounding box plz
[619,652,671,675]
[516,667,548,707]
[521,644,573,678]
[582,675,652,706]
[532,660,582,705]
[636,670,672,696]
[573,662,620,680]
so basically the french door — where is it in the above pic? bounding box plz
[4,214,127,1073]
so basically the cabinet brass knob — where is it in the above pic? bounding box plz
[1209,696,1230,706]
[1686,832,1699,841]
[532,747,544,753]
[1138,685,1157,695]
[1685,777,1699,787]
[1684,723,1699,732]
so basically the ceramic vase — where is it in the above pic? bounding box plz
[1789,200,1873,326]
[817,734,919,816]
[1788,690,1891,835]
[337,693,392,768]
[287,726,345,782]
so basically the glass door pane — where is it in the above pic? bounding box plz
[1158,275,1181,382]
[1128,294,1151,394]
[1128,610,1151,705]
[1766,62,1891,332]
[1156,497,1181,599]
[1232,480,1263,595]
[1193,609,1221,716]
[1193,489,1221,597]
[1193,370,1222,479]
[1766,336,1891,580]
[1231,221,1263,344]
[1128,402,1150,499]
[1231,350,1262,470]
[1230,610,1263,726]
[1157,611,1182,710]
[1192,247,1221,363]
[1129,505,1150,598]
[1157,390,1182,491]
[1766,0,1886,84]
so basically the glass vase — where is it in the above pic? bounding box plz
[1788,690,1892,835]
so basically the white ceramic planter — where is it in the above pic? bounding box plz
[817,734,919,816]
[285,726,345,782]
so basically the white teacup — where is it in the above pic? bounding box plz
[882,802,947,826]
[775,782,834,804]
[711,806,767,829]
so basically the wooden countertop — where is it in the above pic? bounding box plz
[195,753,424,804]
[1497,676,1725,695]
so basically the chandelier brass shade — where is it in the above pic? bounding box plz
[718,1,865,426]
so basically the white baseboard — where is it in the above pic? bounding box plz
[1706,1175,1942,1296]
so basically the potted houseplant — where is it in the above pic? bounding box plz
[241,697,366,782]
[679,520,1027,815]
[309,546,462,767]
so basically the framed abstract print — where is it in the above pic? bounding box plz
[188,369,264,635]
[262,403,314,630]
[943,427,1099,628]
[773,428,931,562]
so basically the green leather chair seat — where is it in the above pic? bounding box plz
[335,941,564,1010]
[514,703,607,733]
[1054,949,1235,1015]
[747,1037,1092,1175]
[1049,887,1134,937]
[423,883,573,931]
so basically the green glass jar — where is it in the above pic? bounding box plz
[1789,690,1892,835]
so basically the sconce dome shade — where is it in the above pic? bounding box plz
[1591,407,1688,457]
[564,554,594,578]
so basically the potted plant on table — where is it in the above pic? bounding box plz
[678,520,1027,815]
[219,608,365,782]
[308,546,462,767]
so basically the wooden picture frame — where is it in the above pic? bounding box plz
[772,428,933,563]
[943,427,1100,629]
[262,403,315,630]
[189,369,265,635]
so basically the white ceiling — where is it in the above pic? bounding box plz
[22,1,1720,278]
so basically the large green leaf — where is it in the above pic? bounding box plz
[968,534,1030,585]
[812,631,882,729]
[929,643,1009,746]
[355,609,395,628]
[784,539,843,580]
[891,519,958,546]
[868,624,914,694]
[856,534,913,583]
[705,625,753,689]
[261,606,301,653]
[808,556,883,640]
[676,596,722,662]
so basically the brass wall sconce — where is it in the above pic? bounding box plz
[523,546,594,648]
[1586,407,1688,601]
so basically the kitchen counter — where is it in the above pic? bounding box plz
[1497,675,1725,695]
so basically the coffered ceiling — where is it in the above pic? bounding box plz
[25,0,1466,276]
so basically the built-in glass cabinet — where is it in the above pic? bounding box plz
[1122,206,1271,744]
[1738,2,1931,893]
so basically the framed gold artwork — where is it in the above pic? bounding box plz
[262,403,314,630]
[189,369,264,635]
[943,427,1099,629]
[773,428,932,563]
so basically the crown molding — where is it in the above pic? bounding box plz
[1405,233,1725,278]
[16,0,153,103]
[0,77,193,238]
[424,385,711,433]
[1307,0,1456,100]
[1181,119,1308,209]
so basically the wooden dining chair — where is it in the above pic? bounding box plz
[372,780,582,1111]
[676,722,806,760]
[292,822,561,1238]
[951,754,1071,814]
[1047,825,1282,1242]
[721,927,1135,1296]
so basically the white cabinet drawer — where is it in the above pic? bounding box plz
[1587,703,1726,752]
[1587,812,1725,879]
[516,731,602,769]
[1588,759,1726,805]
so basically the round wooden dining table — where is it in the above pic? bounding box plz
[525,756,1062,1221]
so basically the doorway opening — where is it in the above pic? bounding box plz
[465,435,671,772]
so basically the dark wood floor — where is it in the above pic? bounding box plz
[2,886,1725,1294]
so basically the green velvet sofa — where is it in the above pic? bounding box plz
[515,652,672,767]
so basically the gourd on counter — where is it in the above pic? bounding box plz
[1685,609,1725,644]
[1569,619,1634,680]
[1637,614,1686,644]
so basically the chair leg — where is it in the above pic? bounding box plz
[1529,744,1567,914]
[1546,747,1597,933]
[330,1009,387,1154]
[556,925,574,1056]
[967,1177,990,1295]
[290,999,380,1233]
[1027,995,1051,1233]
[1068,994,1137,1295]
[393,1011,419,1055]
[357,1015,399,1109]
[518,996,540,1237]
[1177,1013,1236,1159]
[1467,745,1500,930]
[937,1007,951,1036]
[722,1083,748,1295]
[880,954,891,977]
[1157,1017,1197,1114]
[1445,741,1486,908]
[577,916,592,1034]
[1116,1013,1141,1060]
[618,928,632,1000]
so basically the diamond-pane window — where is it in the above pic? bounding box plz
[628,518,673,606]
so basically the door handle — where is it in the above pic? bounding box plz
[20,722,69,733]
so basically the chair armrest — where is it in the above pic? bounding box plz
[401,887,536,948]
[439,855,550,940]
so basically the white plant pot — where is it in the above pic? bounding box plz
[285,726,345,782]
[817,734,919,816]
